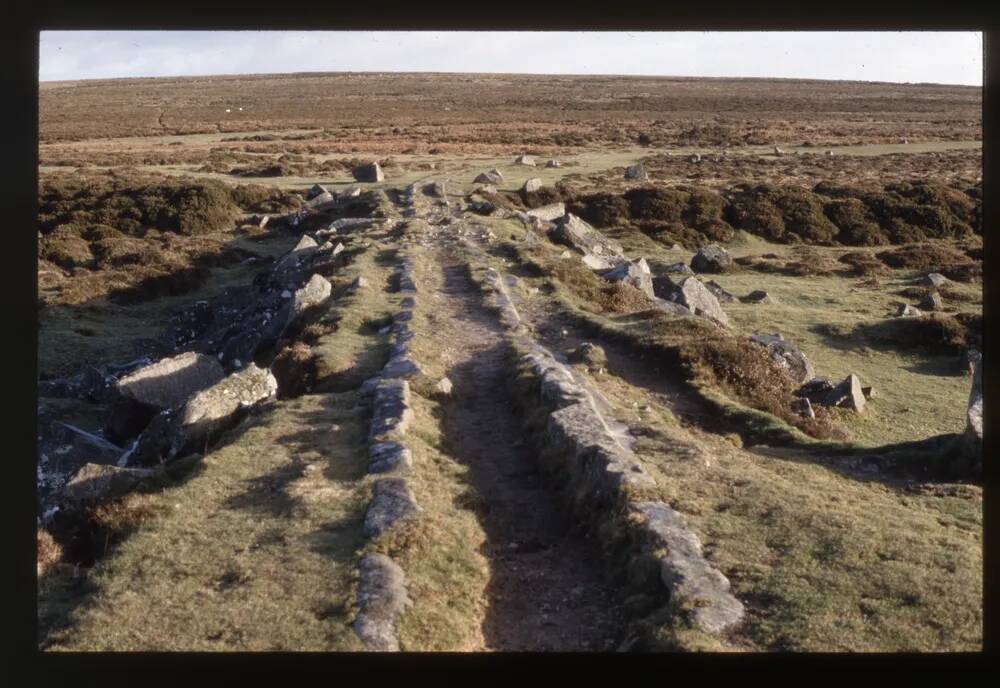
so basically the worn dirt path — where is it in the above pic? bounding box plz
[420,247,624,651]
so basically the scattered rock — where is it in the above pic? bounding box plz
[672,277,730,327]
[688,154,701,163]
[522,177,543,193]
[341,186,362,198]
[965,349,981,376]
[116,352,225,411]
[526,202,565,222]
[602,258,654,299]
[552,213,625,265]
[921,273,949,288]
[514,155,536,166]
[796,378,835,404]
[749,333,814,384]
[895,303,925,318]
[352,276,370,290]
[962,360,982,472]
[690,244,733,274]
[862,386,875,400]
[474,170,504,185]
[664,262,695,276]
[791,397,815,419]
[919,291,944,311]
[624,163,648,180]
[545,159,560,168]
[274,234,319,272]
[60,463,154,509]
[352,162,384,183]
[742,290,773,304]
[822,374,866,412]
[704,280,737,303]
[290,274,332,322]
[130,364,278,465]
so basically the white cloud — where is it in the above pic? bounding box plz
[39,31,983,86]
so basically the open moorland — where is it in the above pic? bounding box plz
[37,73,982,652]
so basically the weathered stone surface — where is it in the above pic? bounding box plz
[967,360,982,442]
[704,280,737,303]
[966,349,982,375]
[652,298,693,316]
[363,477,419,537]
[327,217,375,233]
[552,213,625,263]
[353,553,411,651]
[369,379,413,443]
[291,274,332,320]
[672,278,730,326]
[750,333,814,384]
[791,397,815,419]
[664,262,695,276]
[131,364,277,465]
[352,161,384,183]
[796,377,835,403]
[921,273,949,288]
[919,291,944,311]
[341,185,362,198]
[632,501,745,634]
[474,170,504,185]
[274,235,319,272]
[624,163,648,180]
[602,258,655,299]
[522,177,543,193]
[896,303,925,318]
[823,373,866,412]
[690,245,733,274]
[38,422,125,510]
[581,253,615,270]
[306,191,335,208]
[369,441,412,474]
[514,155,536,166]
[116,352,225,410]
[526,202,566,222]
[352,276,370,290]
[742,290,773,304]
[61,463,154,508]
[546,159,560,168]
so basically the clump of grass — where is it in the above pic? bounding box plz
[838,250,888,277]
[876,243,976,272]
[271,342,319,398]
[37,529,64,577]
[850,313,981,356]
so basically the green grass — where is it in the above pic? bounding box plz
[40,392,370,651]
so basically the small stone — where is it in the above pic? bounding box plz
[435,377,453,396]
[919,291,944,311]
[791,397,815,419]
[921,273,949,288]
[522,178,543,193]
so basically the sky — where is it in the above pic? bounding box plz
[39,31,983,86]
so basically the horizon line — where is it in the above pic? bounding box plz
[38,69,983,88]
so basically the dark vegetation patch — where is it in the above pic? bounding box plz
[271,342,320,398]
[829,313,981,357]
[558,180,980,249]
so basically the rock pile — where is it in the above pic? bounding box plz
[551,213,626,270]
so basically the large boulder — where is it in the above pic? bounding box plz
[352,162,384,183]
[522,178,543,193]
[60,463,154,510]
[115,352,225,411]
[921,273,949,288]
[749,333,814,384]
[671,278,730,326]
[129,364,277,465]
[474,169,504,185]
[551,213,625,265]
[274,234,319,272]
[601,258,654,299]
[624,163,648,180]
[822,374,866,412]
[690,244,733,274]
[289,274,332,323]
[514,155,536,166]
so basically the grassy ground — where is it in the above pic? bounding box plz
[474,238,982,651]
[39,232,297,379]
[40,392,370,651]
